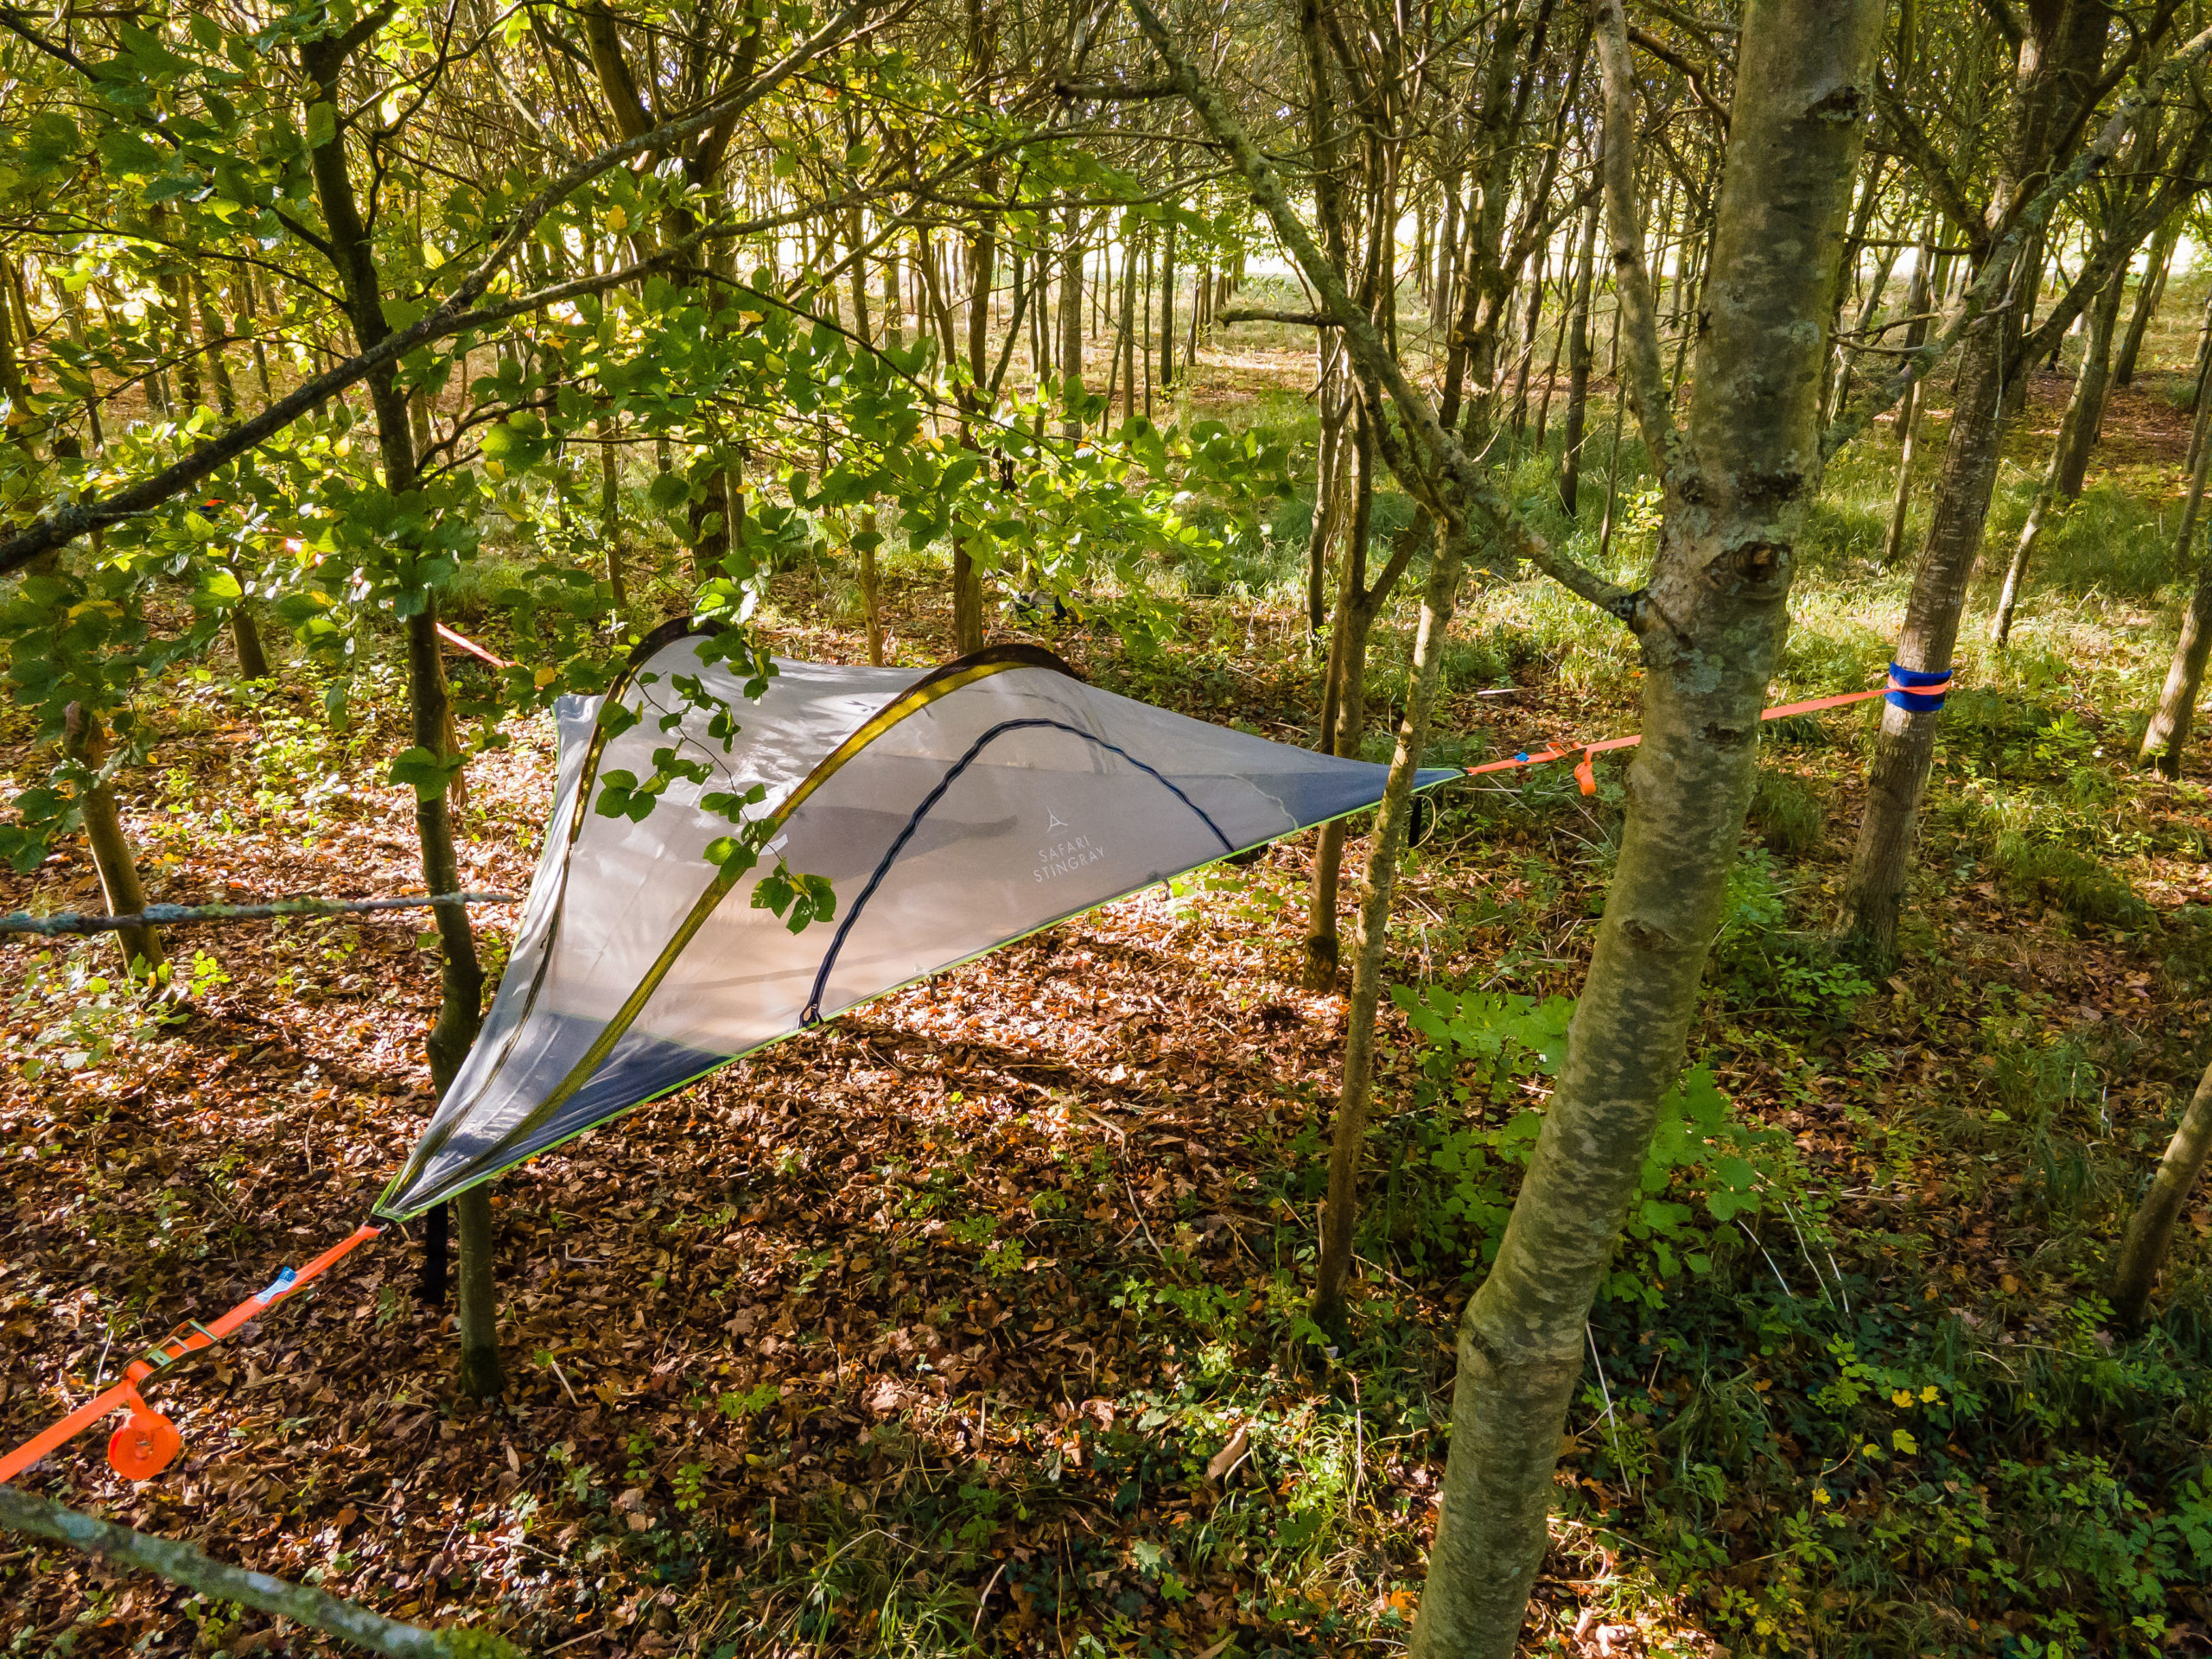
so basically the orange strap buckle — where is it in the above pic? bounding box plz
[0,1223,380,1485]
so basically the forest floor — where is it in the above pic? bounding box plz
[4,334,2212,1659]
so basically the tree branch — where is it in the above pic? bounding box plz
[1825,18,2212,457]
[1592,0,1681,471]
[1,892,518,938]
[1220,307,1340,327]
[1122,0,1645,629]
[1871,67,1992,257]
[0,0,889,577]
[0,1486,505,1659]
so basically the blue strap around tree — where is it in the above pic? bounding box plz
[1886,663,1953,713]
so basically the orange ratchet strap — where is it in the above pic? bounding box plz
[434,622,512,670]
[1463,685,1891,797]
[0,1223,382,1484]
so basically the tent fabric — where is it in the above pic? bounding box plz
[376,626,1457,1220]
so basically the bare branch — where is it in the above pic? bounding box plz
[1,892,519,938]
[0,0,888,577]
[1220,308,1340,327]
[1122,0,1644,628]
[1826,19,2212,457]
[0,1486,494,1659]
[1591,0,1681,469]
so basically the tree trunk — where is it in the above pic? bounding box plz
[1313,522,1467,1325]
[2189,288,2212,429]
[0,1488,496,1659]
[2055,263,2126,497]
[1558,190,1602,514]
[1993,267,2128,645]
[1840,320,2004,962]
[2111,1053,2212,1328]
[302,26,491,1391]
[1307,340,1351,639]
[845,219,884,664]
[1122,229,1139,423]
[1303,409,1378,989]
[1058,202,1084,439]
[192,275,237,420]
[1509,245,1548,433]
[2139,430,2212,776]
[1880,226,1938,566]
[2113,213,2178,387]
[1408,6,1881,1651]
[231,605,272,680]
[63,705,166,979]
[597,410,627,612]
[454,1183,500,1397]
[1159,220,1177,391]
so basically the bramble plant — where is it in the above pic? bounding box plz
[1387,985,1779,1304]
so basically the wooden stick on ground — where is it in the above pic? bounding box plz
[0,1485,518,1657]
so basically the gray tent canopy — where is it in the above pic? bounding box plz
[376,626,1457,1220]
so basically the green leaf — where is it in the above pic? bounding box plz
[388,746,465,802]
[305,102,338,149]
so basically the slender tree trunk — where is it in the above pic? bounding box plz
[454,1183,499,1396]
[1993,268,2127,645]
[192,276,237,420]
[1121,231,1139,424]
[2139,431,2212,776]
[1840,321,2005,961]
[597,410,627,612]
[231,606,272,680]
[1881,225,1938,567]
[1313,522,1467,1324]
[1558,191,1602,513]
[1303,409,1377,989]
[1510,245,1548,433]
[238,263,274,404]
[0,1488,481,1659]
[1307,340,1351,639]
[1409,7,1881,1650]
[1159,220,1177,391]
[1835,0,2121,957]
[2056,263,2127,497]
[1141,236,1154,417]
[1059,202,1084,440]
[2111,1054,2212,1328]
[1534,268,1572,444]
[847,213,885,664]
[302,28,491,1391]
[63,705,165,979]
[2114,213,2178,387]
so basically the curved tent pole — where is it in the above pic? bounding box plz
[799,715,1233,1024]
[376,640,1084,1218]
[393,614,721,1236]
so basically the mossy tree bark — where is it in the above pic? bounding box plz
[301,12,491,1394]
[1841,5,2204,962]
[2112,1054,2212,1328]
[0,1487,512,1659]
[1408,4,1883,1649]
[63,705,166,979]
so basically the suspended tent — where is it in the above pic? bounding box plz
[1,622,1904,1484]
[374,626,1460,1220]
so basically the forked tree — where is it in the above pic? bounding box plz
[1132,0,1882,1648]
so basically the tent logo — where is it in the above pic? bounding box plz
[1035,806,1104,884]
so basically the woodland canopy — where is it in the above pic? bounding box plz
[5,0,2212,1655]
